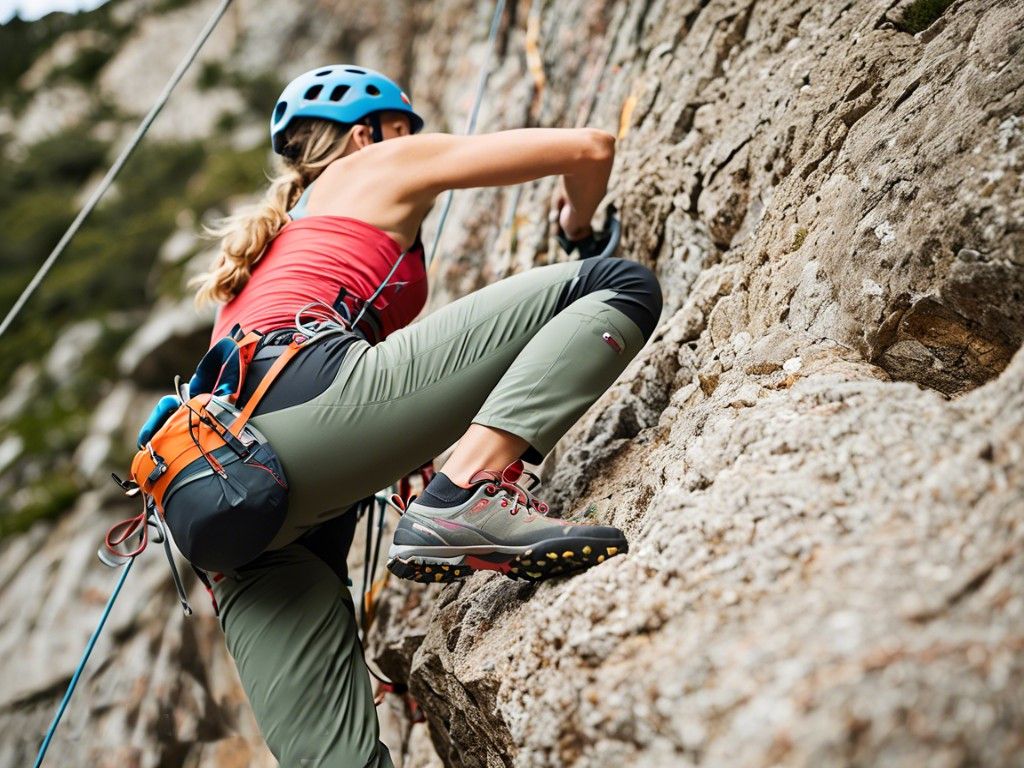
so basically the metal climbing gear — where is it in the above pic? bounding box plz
[354,462,433,720]
[114,321,353,576]
[557,205,622,260]
[271,65,424,155]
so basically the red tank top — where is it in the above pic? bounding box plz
[211,216,428,342]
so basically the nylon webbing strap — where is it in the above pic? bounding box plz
[234,341,304,428]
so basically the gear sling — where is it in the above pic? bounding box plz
[112,325,320,579]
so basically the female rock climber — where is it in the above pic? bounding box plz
[192,65,662,767]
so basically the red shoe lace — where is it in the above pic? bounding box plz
[469,460,550,517]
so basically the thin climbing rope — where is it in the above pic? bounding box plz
[0,0,236,340]
[33,558,135,768]
[426,0,508,270]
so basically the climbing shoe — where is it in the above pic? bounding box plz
[386,460,627,583]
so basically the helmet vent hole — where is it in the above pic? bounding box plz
[315,69,332,76]
[274,102,287,121]
[329,85,349,102]
[303,85,323,100]
[366,84,381,96]
[345,67,366,74]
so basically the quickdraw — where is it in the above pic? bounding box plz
[358,461,434,715]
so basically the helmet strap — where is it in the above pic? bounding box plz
[367,114,384,143]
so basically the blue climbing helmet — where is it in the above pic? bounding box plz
[270,65,424,155]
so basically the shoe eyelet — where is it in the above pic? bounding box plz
[500,500,508,507]
[484,484,498,496]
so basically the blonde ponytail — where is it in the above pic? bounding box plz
[193,119,358,306]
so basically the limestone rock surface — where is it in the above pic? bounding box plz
[369,0,1024,765]
[0,0,1021,766]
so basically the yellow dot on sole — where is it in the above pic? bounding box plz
[522,559,532,565]
[582,546,592,555]
[434,573,443,581]
[562,551,574,558]
[597,555,605,563]
[527,571,542,578]
[606,547,618,556]
[546,552,558,560]
[425,567,432,573]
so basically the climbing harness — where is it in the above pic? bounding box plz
[26,0,629,755]
[114,308,358,576]
[0,0,235,341]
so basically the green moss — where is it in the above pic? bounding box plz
[0,4,292,540]
[0,116,278,536]
[0,473,81,539]
[197,60,226,91]
[0,135,204,390]
[186,144,269,213]
[791,227,808,252]
[898,0,956,34]
[215,110,241,133]
[14,126,108,186]
[194,63,282,115]
[0,1,125,104]
[152,0,195,12]
[51,44,115,86]
[234,72,284,115]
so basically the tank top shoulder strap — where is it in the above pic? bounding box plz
[289,181,315,221]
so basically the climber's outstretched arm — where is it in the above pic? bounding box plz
[383,128,615,236]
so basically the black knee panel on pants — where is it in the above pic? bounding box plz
[556,257,663,339]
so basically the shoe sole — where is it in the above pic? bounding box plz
[386,535,628,583]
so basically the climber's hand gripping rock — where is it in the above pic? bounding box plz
[556,202,622,260]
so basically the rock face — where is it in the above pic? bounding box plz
[1,0,1021,766]
[369,0,1024,765]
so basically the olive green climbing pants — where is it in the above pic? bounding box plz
[212,258,656,767]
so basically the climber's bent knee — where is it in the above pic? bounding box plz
[555,257,663,338]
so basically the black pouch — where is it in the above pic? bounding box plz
[160,402,289,574]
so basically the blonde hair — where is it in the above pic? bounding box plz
[193,119,357,305]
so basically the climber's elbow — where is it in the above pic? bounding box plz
[582,129,616,164]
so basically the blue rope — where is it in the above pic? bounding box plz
[33,557,135,768]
